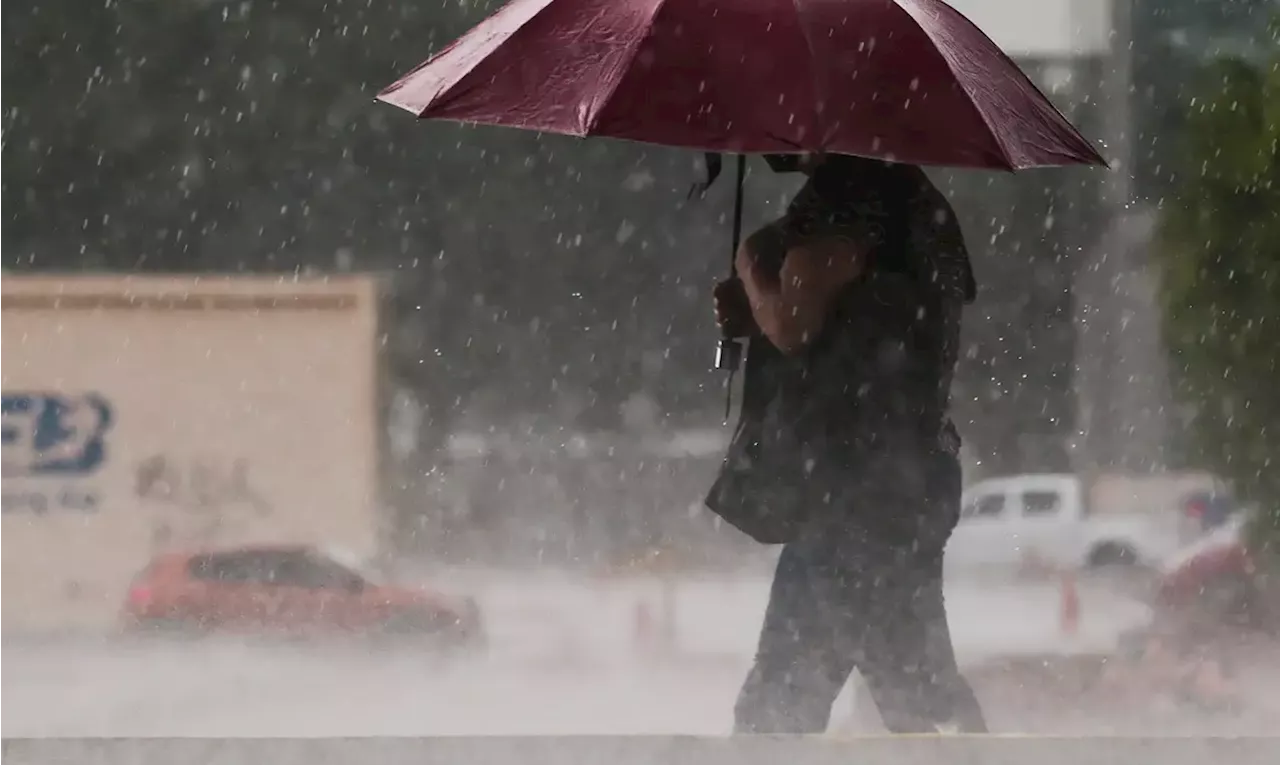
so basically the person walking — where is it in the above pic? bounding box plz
[709,153,988,734]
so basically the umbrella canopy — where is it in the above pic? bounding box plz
[378,0,1105,170]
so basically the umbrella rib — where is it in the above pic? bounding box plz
[377,0,563,116]
[907,0,1105,168]
[789,0,828,148]
[886,0,1016,169]
[582,0,676,135]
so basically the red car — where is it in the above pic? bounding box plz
[1156,517,1271,628]
[121,544,484,647]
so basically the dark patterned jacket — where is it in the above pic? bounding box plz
[746,160,975,488]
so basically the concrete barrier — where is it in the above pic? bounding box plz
[3,736,1277,765]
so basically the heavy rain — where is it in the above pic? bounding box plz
[2,1,1279,762]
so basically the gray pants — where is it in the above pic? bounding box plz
[733,451,987,734]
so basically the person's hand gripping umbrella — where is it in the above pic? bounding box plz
[377,0,1107,414]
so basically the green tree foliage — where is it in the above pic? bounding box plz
[1132,0,1279,201]
[1155,32,1280,553]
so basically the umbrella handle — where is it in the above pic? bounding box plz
[717,340,742,422]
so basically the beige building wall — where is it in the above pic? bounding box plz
[2,275,382,632]
[948,0,1113,56]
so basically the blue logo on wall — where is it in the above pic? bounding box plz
[2,393,113,514]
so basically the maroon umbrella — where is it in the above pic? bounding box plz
[377,0,1105,169]
[377,0,1105,402]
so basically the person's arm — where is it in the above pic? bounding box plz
[736,233,865,354]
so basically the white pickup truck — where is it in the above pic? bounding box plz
[946,472,1215,573]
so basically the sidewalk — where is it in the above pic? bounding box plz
[838,631,1280,735]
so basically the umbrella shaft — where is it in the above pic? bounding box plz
[719,155,748,419]
[729,154,747,273]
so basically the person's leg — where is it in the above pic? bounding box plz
[734,539,856,734]
[844,450,988,733]
[853,551,988,733]
[735,447,988,735]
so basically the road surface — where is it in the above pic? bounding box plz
[5,570,1268,736]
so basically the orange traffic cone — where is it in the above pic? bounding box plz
[1060,571,1081,636]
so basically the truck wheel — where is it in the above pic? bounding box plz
[1087,542,1138,568]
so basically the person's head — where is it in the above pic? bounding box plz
[763,152,823,175]
[797,152,828,174]
[769,152,976,302]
